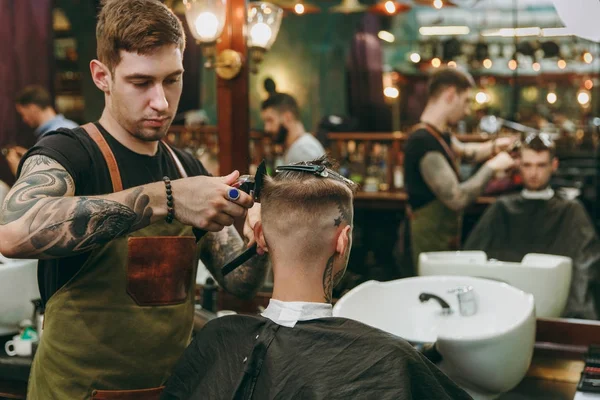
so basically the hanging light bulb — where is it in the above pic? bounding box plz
[282,0,320,14]
[583,51,593,64]
[447,60,457,68]
[412,0,455,6]
[585,79,594,90]
[508,59,517,70]
[532,62,541,71]
[557,59,567,69]
[547,91,557,104]
[482,58,492,69]
[475,91,489,104]
[384,87,400,99]
[431,57,441,68]
[410,52,421,63]
[368,0,411,15]
[577,90,591,106]
[377,31,395,43]
[330,0,367,13]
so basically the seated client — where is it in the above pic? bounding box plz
[161,156,472,400]
[465,134,600,319]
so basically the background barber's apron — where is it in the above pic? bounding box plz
[408,123,462,267]
[28,124,198,400]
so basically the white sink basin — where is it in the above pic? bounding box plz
[419,251,571,318]
[332,276,535,398]
[0,255,40,335]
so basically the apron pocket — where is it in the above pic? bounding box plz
[127,236,196,306]
[91,386,164,400]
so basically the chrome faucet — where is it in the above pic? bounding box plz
[419,293,452,315]
[449,286,477,317]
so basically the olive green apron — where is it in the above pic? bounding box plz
[408,123,462,268]
[28,124,198,400]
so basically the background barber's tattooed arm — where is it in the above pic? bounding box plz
[451,136,494,163]
[199,227,269,299]
[420,151,494,212]
[0,155,165,259]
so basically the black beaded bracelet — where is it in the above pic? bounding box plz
[163,176,174,223]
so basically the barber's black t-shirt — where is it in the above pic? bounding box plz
[18,123,210,305]
[403,128,455,211]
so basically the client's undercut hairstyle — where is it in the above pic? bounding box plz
[428,67,475,99]
[523,133,556,158]
[96,0,186,73]
[261,156,357,227]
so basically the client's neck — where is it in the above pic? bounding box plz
[271,260,331,304]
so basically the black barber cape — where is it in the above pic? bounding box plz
[161,315,472,400]
[464,193,600,320]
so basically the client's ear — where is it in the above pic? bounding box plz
[335,225,351,256]
[254,221,269,253]
[552,157,559,172]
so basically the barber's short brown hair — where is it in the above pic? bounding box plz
[96,0,186,72]
[16,85,53,109]
[428,67,475,98]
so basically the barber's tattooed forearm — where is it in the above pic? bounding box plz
[0,155,154,258]
[420,152,494,212]
[200,226,268,299]
[323,254,335,302]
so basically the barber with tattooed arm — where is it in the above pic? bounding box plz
[0,1,267,399]
[404,67,516,265]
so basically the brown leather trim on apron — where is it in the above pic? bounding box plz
[161,141,188,178]
[127,236,196,306]
[81,123,124,192]
[91,386,164,400]
[412,122,460,176]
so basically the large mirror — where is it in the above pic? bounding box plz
[21,0,600,325]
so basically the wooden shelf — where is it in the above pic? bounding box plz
[353,191,495,206]
[327,131,492,143]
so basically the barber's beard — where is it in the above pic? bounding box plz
[275,125,288,145]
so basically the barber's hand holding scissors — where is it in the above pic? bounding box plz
[171,171,254,232]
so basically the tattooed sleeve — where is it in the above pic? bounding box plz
[0,155,154,258]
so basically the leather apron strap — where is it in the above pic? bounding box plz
[82,123,124,192]
[81,123,189,192]
[412,122,460,177]
[161,141,188,178]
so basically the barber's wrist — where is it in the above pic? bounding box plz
[163,177,175,223]
[491,139,497,156]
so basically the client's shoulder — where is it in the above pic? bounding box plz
[321,317,424,355]
[201,314,266,333]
